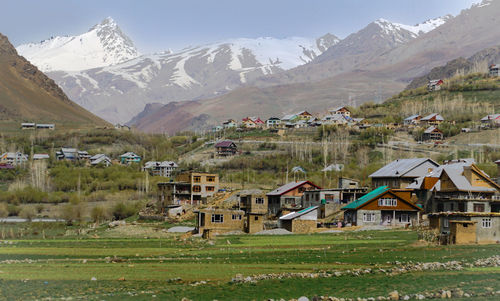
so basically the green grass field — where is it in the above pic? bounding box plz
[0,229,499,300]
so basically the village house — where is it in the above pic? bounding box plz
[33,154,50,161]
[422,126,444,141]
[489,64,499,77]
[281,114,299,124]
[21,122,36,130]
[120,152,141,165]
[329,106,351,117]
[239,194,267,233]
[266,117,281,128]
[421,113,444,126]
[0,152,28,166]
[195,208,245,237]
[279,206,318,233]
[321,114,348,125]
[428,79,444,91]
[409,159,500,244]
[114,124,131,131]
[370,158,440,189]
[241,119,256,128]
[78,151,91,160]
[56,148,80,161]
[143,161,178,177]
[342,186,422,227]
[480,114,500,128]
[403,114,422,126]
[89,154,112,167]
[242,117,265,128]
[212,125,223,132]
[222,119,237,129]
[214,140,238,157]
[266,181,321,215]
[36,124,55,130]
[295,111,313,120]
[157,171,219,206]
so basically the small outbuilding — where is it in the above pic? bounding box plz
[279,206,318,233]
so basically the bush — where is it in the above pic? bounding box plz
[111,202,138,220]
[7,204,21,216]
[0,202,8,218]
[61,203,85,224]
[91,206,108,224]
[19,207,36,221]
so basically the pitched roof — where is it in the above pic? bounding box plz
[266,181,320,196]
[441,163,499,192]
[282,114,298,121]
[404,114,421,121]
[342,186,390,210]
[329,106,349,112]
[120,152,140,158]
[215,140,236,148]
[421,113,444,121]
[481,114,500,121]
[369,158,439,178]
[144,161,178,168]
[279,206,319,220]
[424,126,442,134]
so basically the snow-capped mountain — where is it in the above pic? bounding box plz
[17,17,139,72]
[374,16,452,39]
[46,33,339,123]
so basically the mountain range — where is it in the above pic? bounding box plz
[14,0,500,133]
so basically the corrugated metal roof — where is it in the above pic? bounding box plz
[424,126,441,134]
[279,206,318,220]
[342,186,390,210]
[404,114,421,121]
[369,158,438,178]
[215,140,236,147]
[481,114,500,121]
[421,113,444,121]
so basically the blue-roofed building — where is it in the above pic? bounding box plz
[342,186,421,226]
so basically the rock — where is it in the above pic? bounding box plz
[108,220,126,228]
[118,277,125,281]
[388,291,399,301]
[90,277,97,281]
[463,293,470,298]
[298,297,310,301]
[452,289,464,298]
[415,294,425,300]
[402,296,409,300]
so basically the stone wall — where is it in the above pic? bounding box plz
[291,219,316,233]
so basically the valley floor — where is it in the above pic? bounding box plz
[0,228,499,300]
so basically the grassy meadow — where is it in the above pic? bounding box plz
[0,228,499,300]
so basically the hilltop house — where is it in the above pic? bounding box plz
[33,154,50,161]
[89,154,112,167]
[21,123,36,130]
[480,114,500,127]
[421,113,444,126]
[120,152,141,165]
[242,117,265,128]
[342,186,421,226]
[157,171,219,206]
[295,111,313,120]
[428,79,444,91]
[321,114,348,125]
[214,140,238,157]
[143,161,178,177]
[279,206,318,233]
[56,148,80,161]
[408,159,500,244]
[422,126,444,141]
[329,106,351,117]
[281,114,299,124]
[489,64,499,77]
[404,114,422,126]
[266,181,321,215]
[266,117,281,128]
[36,124,55,130]
[0,152,28,166]
[222,119,237,129]
[369,158,440,189]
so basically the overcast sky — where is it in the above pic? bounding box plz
[0,0,482,53]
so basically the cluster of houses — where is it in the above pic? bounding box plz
[157,157,500,244]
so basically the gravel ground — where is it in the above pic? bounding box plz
[320,229,344,233]
[254,228,293,235]
[167,226,195,233]
[353,225,392,231]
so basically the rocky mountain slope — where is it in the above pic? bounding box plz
[17,17,138,72]
[43,32,339,123]
[0,33,108,127]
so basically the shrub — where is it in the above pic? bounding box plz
[91,206,108,224]
[111,202,138,220]
[0,202,8,218]
[19,207,37,221]
[7,204,21,216]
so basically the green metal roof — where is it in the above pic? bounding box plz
[341,186,390,210]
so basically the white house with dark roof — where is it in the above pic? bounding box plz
[369,158,440,189]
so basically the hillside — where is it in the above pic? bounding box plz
[0,33,108,128]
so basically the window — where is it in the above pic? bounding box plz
[481,218,492,228]
[232,214,241,220]
[443,218,449,228]
[193,176,201,183]
[206,186,214,192]
[362,213,376,222]
[298,187,306,193]
[211,214,223,223]
[399,214,409,223]
[207,176,215,182]
[193,185,201,192]
[254,216,259,221]
[285,198,295,204]
[378,198,397,207]
[473,203,485,212]
[255,197,264,204]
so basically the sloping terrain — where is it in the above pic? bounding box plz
[0,33,108,127]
